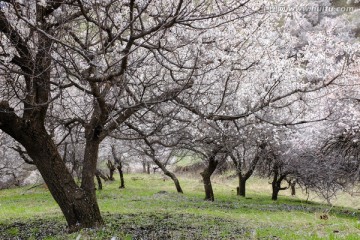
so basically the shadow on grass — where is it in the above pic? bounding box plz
[0,213,249,240]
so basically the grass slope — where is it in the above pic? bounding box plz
[0,174,359,239]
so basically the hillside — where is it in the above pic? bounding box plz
[0,174,359,239]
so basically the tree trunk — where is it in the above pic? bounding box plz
[111,146,125,189]
[271,171,288,201]
[230,149,262,198]
[106,160,116,181]
[117,165,125,188]
[0,11,104,230]
[201,172,215,201]
[95,169,108,190]
[200,156,218,201]
[95,173,102,190]
[290,181,296,196]
[1,123,104,232]
[81,140,100,194]
[151,157,183,193]
[96,169,109,182]
[164,171,183,193]
[37,141,103,232]
[272,183,280,201]
[238,174,247,197]
[147,162,151,174]
[142,161,147,173]
[271,169,280,201]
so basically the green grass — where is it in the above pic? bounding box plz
[0,174,360,239]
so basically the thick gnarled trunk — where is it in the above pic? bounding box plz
[0,107,103,231]
[29,135,103,232]
[9,130,102,230]
[50,144,103,231]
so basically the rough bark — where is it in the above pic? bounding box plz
[0,109,103,231]
[81,138,100,192]
[0,6,105,228]
[0,1,197,232]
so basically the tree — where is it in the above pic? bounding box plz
[112,115,186,193]
[95,169,109,190]
[199,148,227,201]
[256,137,294,201]
[230,139,267,197]
[111,145,126,189]
[106,159,116,181]
[178,119,230,201]
[0,0,358,231]
[313,124,360,200]
[0,0,248,231]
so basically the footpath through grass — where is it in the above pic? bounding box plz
[0,174,360,239]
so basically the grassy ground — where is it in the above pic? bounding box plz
[0,174,360,239]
